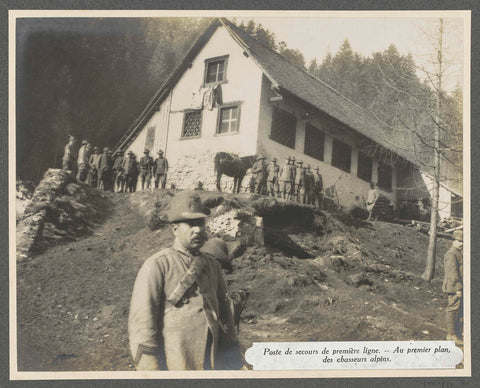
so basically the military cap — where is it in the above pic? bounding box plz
[284,156,290,161]
[103,147,109,151]
[144,148,150,154]
[272,157,277,162]
[297,160,303,165]
[167,191,210,222]
[314,166,319,171]
[305,164,311,169]
[257,154,265,160]
[453,230,463,242]
[68,134,76,141]
[157,149,164,154]
[115,151,121,155]
[127,150,133,155]
[82,140,88,145]
[107,149,113,154]
[201,238,229,262]
[93,146,99,151]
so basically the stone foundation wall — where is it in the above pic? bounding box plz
[168,151,254,193]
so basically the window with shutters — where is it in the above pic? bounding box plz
[204,55,229,85]
[270,107,296,149]
[182,110,202,138]
[304,123,325,161]
[331,138,351,173]
[357,152,373,182]
[217,104,241,134]
[378,161,393,192]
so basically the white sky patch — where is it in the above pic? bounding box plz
[238,17,464,93]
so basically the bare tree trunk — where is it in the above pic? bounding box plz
[422,19,443,282]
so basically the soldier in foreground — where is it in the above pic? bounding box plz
[443,230,464,345]
[128,192,240,370]
[62,134,77,172]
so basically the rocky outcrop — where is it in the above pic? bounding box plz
[16,169,109,260]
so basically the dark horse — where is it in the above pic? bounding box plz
[214,152,257,193]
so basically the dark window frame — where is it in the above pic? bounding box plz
[331,138,352,173]
[270,107,296,150]
[203,55,229,86]
[181,109,203,139]
[357,151,373,182]
[304,123,325,161]
[216,101,242,135]
[377,161,393,192]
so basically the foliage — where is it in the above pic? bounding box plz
[17,18,209,182]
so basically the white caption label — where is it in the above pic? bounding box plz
[244,341,463,370]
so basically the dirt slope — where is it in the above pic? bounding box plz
[16,189,451,371]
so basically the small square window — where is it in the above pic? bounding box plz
[182,110,202,138]
[206,61,224,83]
[218,105,240,134]
[204,55,229,85]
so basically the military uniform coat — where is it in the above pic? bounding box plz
[442,246,463,293]
[128,240,237,370]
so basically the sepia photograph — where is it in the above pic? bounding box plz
[11,9,470,379]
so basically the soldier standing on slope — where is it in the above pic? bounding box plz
[154,150,169,189]
[443,230,464,345]
[139,149,154,191]
[62,134,77,172]
[278,156,292,199]
[128,192,241,370]
[313,166,324,209]
[266,157,279,197]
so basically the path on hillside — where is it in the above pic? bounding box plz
[17,190,452,372]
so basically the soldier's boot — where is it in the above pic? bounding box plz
[446,311,463,345]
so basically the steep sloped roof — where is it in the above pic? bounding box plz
[219,18,423,167]
[115,17,426,169]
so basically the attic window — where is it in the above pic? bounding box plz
[204,55,229,85]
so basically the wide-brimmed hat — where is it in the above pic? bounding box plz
[201,238,229,262]
[453,230,463,242]
[157,149,164,154]
[167,191,210,222]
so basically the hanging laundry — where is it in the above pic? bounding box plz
[190,86,208,109]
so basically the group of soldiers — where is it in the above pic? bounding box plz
[249,155,324,208]
[61,135,169,193]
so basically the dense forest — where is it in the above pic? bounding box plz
[16,17,462,185]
